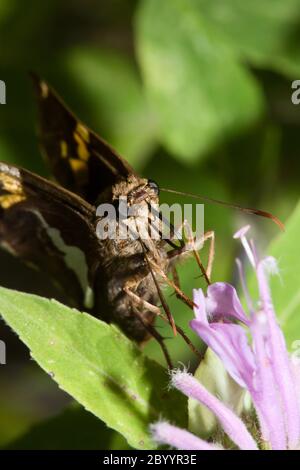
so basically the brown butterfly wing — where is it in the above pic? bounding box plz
[30,73,135,205]
[0,162,101,309]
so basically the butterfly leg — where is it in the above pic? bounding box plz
[124,283,202,361]
[171,265,181,299]
[139,239,195,311]
[143,222,215,312]
[132,307,173,369]
[168,221,215,283]
[182,222,215,283]
[123,286,161,316]
[147,261,195,309]
[191,229,215,282]
[171,223,209,290]
[123,285,172,368]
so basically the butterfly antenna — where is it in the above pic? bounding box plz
[160,188,284,231]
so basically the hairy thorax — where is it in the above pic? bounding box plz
[93,175,169,342]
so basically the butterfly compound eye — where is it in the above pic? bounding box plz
[148,179,160,195]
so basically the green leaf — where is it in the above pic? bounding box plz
[62,47,157,168]
[5,404,131,450]
[195,0,300,76]
[135,0,264,162]
[0,287,186,449]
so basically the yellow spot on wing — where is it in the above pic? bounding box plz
[73,132,90,162]
[40,81,49,99]
[69,158,87,172]
[0,172,26,208]
[0,194,25,209]
[69,158,89,185]
[60,140,68,158]
[76,123,90,143]
[0,173,23,193]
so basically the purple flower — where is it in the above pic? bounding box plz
[151,226,300,450]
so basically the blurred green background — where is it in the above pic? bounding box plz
[0,0,300,449]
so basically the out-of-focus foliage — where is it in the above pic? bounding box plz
[246,201,300,349]
[195,0,300,76]
[268,201,300,347]
[6,405,131,450]
[0,0,300,450]
[136,0,264,161]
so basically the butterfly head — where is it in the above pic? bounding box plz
[113,175,160,208]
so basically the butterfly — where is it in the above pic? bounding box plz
[0,74,206,366]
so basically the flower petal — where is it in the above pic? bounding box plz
[171,371,258,450]
[151,421,222,450]
[205,283,250,325]
[193,288,209,323]
[250,313,287,450]
[190,319,255,389]
[233,225,251,239]
[256,259,300,449]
